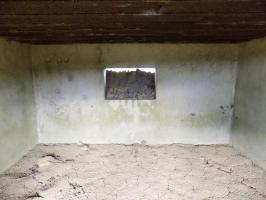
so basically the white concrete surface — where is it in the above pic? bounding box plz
[0,38,37,172]
[232,38,266,170]
[31,44,238,144]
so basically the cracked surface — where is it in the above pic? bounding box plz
[0,144,266,200]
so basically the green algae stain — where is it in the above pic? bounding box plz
[181,112,228,128]
[137,101,155,115]
[105,99,228,128]
[103,101,135,124]
[139,107,228,128]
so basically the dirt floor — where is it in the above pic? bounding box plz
[0,144,266,200]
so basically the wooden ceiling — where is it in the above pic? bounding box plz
[0,0,266,44]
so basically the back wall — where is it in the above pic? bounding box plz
[31,44,238,144]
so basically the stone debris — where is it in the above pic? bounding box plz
[25,192,43,199]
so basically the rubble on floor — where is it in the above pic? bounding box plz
[0,144,266,200]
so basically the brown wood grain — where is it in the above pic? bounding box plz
[0,0,265,43]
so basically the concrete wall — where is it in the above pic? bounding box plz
[0,39,37,172]
[2,37,266,171]
[232,38,266,170]
[32,44,238,144]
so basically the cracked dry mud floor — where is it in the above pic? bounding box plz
[0,144,266,200]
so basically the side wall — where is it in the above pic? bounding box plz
[0,39,37,172]
[32,44,238,144]
[232,38,266,170]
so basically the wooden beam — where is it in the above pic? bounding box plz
[8,35,256,44]
[0,0,265,44]
[0,0,265,15]
[0,13,266,26]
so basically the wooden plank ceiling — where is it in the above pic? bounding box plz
[0,0,266,44]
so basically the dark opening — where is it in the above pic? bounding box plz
[105,68,156,100]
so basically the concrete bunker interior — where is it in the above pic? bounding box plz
[1,38,266,200]
[1,1,266,199]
